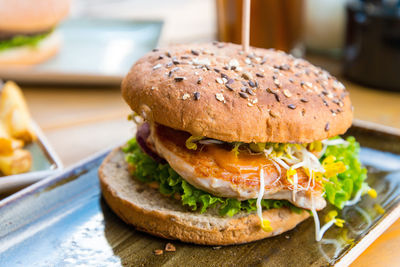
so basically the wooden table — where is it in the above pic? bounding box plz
[14,72,400,266]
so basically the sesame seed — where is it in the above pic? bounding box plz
[283,89,292,98]
[194,92,200,100]
[274,93,280,102]
[166,62,173,68]
[223,66,229,70]
[248,80,256,88]
[182,93,190,100]
[325,122,330,131]
[289,78,294,83]
[269,110,279,118]
[256,73,264,78]
[166,51,171,58]
[260,58,267,65]
[225,84,234,91]
[247,53,255,59]
[216,78,224,84]
[191,49,200,56]
[301,81,313,90]
[168,67,180,77]
[333,80,345,91]
[239,92,249,99]
[274,79,281,88]
[181,55,190,59]
[204,65,211,71]
[153,64,162,70]
[173,59,180,65]
[214,68,221,73]
[279,64,290,71]
[240,87,248,92]
[174,77,185,82]
[229,59,239,69]
[246,88,255,96]
[158,55,164,60]
[216,93,225,102]
[226,78,234,85]
[245,58,252,65]
[221,73,229,80]
[152,48,159,52]
[300,98,309,103]
[288,104,296,109]
[197,77,202,84]
[242,72,253,80]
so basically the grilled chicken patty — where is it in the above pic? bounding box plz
[150,124,326,210]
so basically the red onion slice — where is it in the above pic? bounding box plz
[136,123,166,164]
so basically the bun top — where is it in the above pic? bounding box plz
[0,0,70,32]
[122,42,353,143]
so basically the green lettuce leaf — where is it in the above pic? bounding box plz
[0,31,52,51]
[321,136,368,209]
[123,138,301,216]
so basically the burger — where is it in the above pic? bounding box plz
[99,42,370,245]
[0,0,70,65]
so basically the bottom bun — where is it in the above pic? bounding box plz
[0,31,60,66]
[98,148,310,245]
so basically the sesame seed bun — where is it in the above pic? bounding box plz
[0,31,60,66]
[122,43,353,143]
[99,148,310,245]
[0,0,70,32]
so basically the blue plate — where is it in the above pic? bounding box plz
[0,18,163,85]
[0,122,400,266]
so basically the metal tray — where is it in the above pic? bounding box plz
[0,120,399,266]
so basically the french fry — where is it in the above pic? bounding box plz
[0,122,13,155]
[0,149,32,176]
[0,81,36,142]
[0,121,24,155]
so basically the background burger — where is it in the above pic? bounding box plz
[99,42,370,245]
[0,0,70,65]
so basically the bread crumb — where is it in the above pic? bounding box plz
[165,243,176,252]
[182,93,190,100]
[154,249,163,255]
